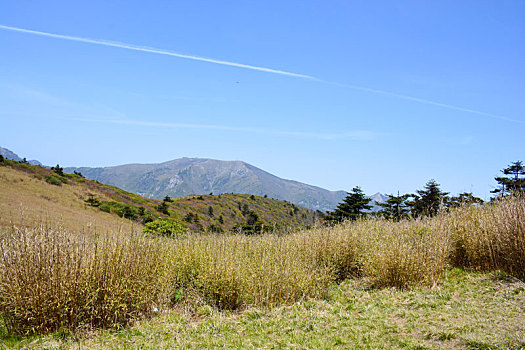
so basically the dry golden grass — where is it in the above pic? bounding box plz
[0,166,135,233]
[447,194,525,279]
[0,185,523,337]
[166,233,333,310]
[0,225,168,334]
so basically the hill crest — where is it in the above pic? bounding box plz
[0,158,317,233]
[66,157,347,212]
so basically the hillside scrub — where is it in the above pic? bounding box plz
[0,195,523,335]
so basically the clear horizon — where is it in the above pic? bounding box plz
[1,1,523,199]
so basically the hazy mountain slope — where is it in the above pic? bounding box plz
[0,146,41,165]
[67,158,347,212]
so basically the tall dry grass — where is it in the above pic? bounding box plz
[0,195,523,335]
[447,194,525,279]
[166,233,333,310]
[0,225,167,334]
[360,219,451,288]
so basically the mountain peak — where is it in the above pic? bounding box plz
[65,157,347,211]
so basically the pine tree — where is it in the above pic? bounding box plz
[51,164,64,176]
[448,192,484,208]
[325,186,372,223]
[156,201,169,215]
[409,180,449,217]
[377,192,411,221]
[491,161,525,197]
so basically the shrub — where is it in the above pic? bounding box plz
[207,224,223,233]
[156,202,169,215]
[98,202,111,213]
[84,194,100,207]
[143,219,187,237]
[44,173,67,186]
[1,195,522,335]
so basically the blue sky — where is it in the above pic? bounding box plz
[1,1,524,199]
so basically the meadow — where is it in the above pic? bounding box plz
[0,195,524,348]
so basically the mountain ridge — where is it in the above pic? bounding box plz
[0,146,385,212]
[0,146,42,165]
[0,158,316,233]
[66,157,348,212]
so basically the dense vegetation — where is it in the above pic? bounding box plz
[0,194,523,336]
[0,156,524,348]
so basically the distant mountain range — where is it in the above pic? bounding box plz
[1,146,386,212]
[65,158,350,212]
[0,147,41,165]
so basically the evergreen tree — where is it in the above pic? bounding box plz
[325,186,372,223]
[448,192,484,208]
[51,164,64,176]
[246,211,259,225]
[491,161,525,197]
[184,212,194,222]
[84,193,100,207]
[377,192,411,221]
[156,201,169,215]
[409,180,449,217]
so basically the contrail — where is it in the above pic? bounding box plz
[0,24,315,80]
[0,24,521,124]
[323,81,524,124]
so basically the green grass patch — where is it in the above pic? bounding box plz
[44,173,68,186]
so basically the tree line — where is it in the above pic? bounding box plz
[324,161,524,223]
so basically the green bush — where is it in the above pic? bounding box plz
[98,202,111,213]
[143,219,187,237]
[112,203,138,219]
[44,174,67,186]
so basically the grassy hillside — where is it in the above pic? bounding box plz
[0,161,136,233]
[0,159,317,233]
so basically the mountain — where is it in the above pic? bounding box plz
[369,192,389,211]
[66,158,347,212]
[0,159,316,233]
[0,146,42,165]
